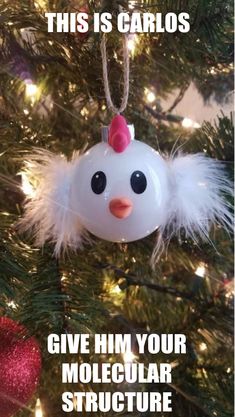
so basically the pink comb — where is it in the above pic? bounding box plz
[108,115,131,153]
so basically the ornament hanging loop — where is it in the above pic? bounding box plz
[100,33,130,114]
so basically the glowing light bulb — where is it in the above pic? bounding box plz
[25,80,39,103]
[21,172,35,197]
[182,118,201,129]
[80,107,89,117]
[25,83,38,97]
[225,288,234,299]
[195,263,206,278]
[127,34,138,53]
[61,275,67,282]
[34,0,47,9]
[129,1,135,9]
[128,38,135,51]
[199,342,207,351]
[123,351,136,363]
[111,285,121,294]
[145,89,156,103]
[7,300,17,309]
[35,399,43,417]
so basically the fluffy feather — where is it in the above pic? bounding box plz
[18,149,85,256]
[152,153,233,264]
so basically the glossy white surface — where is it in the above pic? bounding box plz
[71,140,169,242]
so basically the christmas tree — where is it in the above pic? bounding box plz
[0,1,234,417]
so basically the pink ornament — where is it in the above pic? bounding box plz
[0,317,41,417]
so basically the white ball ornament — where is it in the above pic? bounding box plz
[19,115,233,262]
[70,136,169,242]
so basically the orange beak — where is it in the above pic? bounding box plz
[109,198,133,219]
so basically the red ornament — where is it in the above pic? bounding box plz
[0,317,41,417]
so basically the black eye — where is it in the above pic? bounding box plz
[130,171,147,194]
[91,171,107,194]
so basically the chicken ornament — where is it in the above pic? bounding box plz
[20,114,232,262]
[20,35,232,261]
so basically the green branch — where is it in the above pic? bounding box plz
[98,263,194,300]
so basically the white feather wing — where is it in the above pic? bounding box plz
[152,153,233,265]
[19,150,85,255]
[165,153,233,240]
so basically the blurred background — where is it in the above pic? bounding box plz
[0,1,234,417]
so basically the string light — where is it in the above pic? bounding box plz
[127,34,138,54]
[123,351,136,363]
[145,88,156,103]
[25,80,39,103]
[21,172,35,197]
[199,342,207,351]
[129,1,135,9]
[225,287,234,299]
[182,117,201,129]
[111,285,122,295]
[25,83,38,98]
[80,107,89,117]
[34,0,47,9]
[195,263,206,278]
[35,398,43,417]
[61,274,67,282]
[7,300,17,309]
